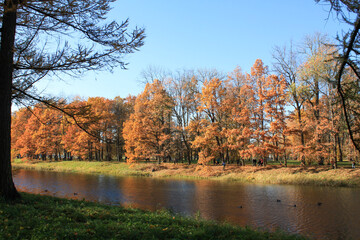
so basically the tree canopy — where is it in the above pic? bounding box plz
[0,0,145,201]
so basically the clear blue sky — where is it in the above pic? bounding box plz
[35,0,348,100]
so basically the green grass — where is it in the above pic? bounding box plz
[267,160,300,166]
[12,160,149,177]
[0,193,305,240]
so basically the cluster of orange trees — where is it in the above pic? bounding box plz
[11,56,360,166]
[12,96,134,162]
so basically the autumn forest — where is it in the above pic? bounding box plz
[3,1,360,239]
[11,35,360,168]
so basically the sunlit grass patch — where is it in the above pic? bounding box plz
[12,160,143,177]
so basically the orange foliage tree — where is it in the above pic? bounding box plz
[193,77,229,165]
[11,107,32,159]
[12,51,359,167]
[123,80,174,163]
[223,67,253,165]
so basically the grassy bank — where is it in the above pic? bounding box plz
[0,193,304,240]
[12,159,360,187]
[12,158,149,177]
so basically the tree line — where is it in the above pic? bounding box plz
[11,36,360,167]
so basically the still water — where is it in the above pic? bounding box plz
[13,169,360,240]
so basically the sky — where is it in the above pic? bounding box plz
[34,0,350,101]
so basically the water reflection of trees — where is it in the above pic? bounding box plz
[13,170,360,240]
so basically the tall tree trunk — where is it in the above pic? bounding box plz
[0,1,21,201]
[187,151,191,165]
[88,140,93,160]
[106,141,111,161]
[283,135,287,167]
[296,105,306,166]
[314,78,323,165]
[116,132,121,161]
[332,133,337,169]
[337,134,343,162]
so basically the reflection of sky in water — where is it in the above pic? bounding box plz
[13,169,360,240]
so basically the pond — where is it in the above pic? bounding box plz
[13,169,360,240]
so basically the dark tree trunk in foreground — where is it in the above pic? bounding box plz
[0,1,21,201]
[0,0,144,200]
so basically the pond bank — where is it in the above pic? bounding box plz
[12,159,360,187]
[0,193,304,240]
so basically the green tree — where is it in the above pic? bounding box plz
[0,0,145,201]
